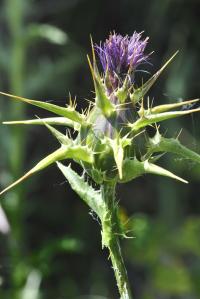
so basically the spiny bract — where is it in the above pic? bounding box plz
[1,32,200,198]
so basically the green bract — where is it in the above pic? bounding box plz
[1,48,200,194]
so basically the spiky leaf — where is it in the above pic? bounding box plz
[0,145,94,196]
[150,98,199,114]
[43,122,71,145]
[57,162,105,218]
[130,107,200,132]
[120,158,187,183]
[87,57,116,118]
[108,136,131,179]
[130,52,178,104]
[148,134,200,164]
[0,91,85,123]
[3,117,80,130]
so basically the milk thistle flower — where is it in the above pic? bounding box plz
[1,32,200,299]
[96,32,149,89]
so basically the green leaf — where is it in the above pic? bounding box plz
[90,36,101,78]
[57,162,105,218]
[95,79,115,118]
[42,121,71,145]
[0,91,85,124]
[115,76,129,103]
[111,140,124,179]
[87,56,116,118]
[148,134,200,164]
[120,158,187,183]
[3,117,80,130]
[0,147,68,196]
[130,107,200,132]
[0,145,94,196]
[130,51,178,104]
[108,136,131,179]
[68,145,94,164]
[120,158,145,182]
[150,98,199,114]
[143,160,188,183]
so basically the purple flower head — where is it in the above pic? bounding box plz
[96,32,149,89]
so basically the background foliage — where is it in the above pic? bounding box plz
[0,0,200,298]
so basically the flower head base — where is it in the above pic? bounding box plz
[96,32,149,89]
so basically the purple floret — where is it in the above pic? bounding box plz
[96,32,149,81]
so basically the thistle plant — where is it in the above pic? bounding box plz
[1,31,200,299]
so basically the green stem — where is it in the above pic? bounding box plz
[5,1,27,298]
[7,0,26,175]
[101,182,133,299]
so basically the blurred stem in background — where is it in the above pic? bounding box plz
[7,0,26,171]
[6,0,27,297]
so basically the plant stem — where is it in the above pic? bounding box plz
[101,182,133,299]
[6,1,27,298]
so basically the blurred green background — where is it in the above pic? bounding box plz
[0,0,200,298]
